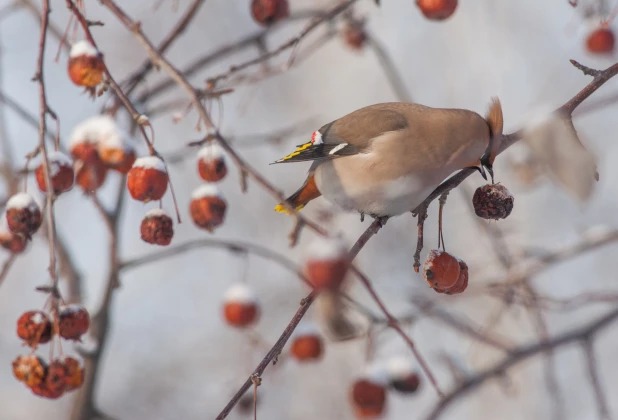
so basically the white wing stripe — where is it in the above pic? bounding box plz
[329,143,348,155]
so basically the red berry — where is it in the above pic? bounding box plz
[222,284,259,328]
[62,356,84,391]
[16,310,53,347]
[305,236,349,290]
[127,157,169,202]
[58,305,90,341]
[423,249,460,291]
[472,183,514,220]
[140,209,174,246]
[0,229,28,253]
[251,0,289,26]
[41,360,68,399]
[35,152,75,195]
[190,184,227,232]
[12,355,47,388]
[6,193,42,236]
[351,379,387,418]
[416,0,458,21]
[68,41,105,87]
[291,330,323,361]
[587,27,615,54]
[342,21,367,50]
[386,356,421,394]
[197,143,227,182]
[75,158,108,192]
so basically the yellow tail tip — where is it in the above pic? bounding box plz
[274,203,305,214]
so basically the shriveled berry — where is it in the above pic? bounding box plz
[16,311,52,347]
[473,183,514,220]
[140,209,174,246]
[58,305,90,341]
[6,193,42,236]
[35,152,75,195]
[12,355,47,387]
[62,357,85,391]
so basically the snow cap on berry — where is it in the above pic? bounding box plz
[198,143,225,160]
[132,156,166,172]
[70,40,99,58]
[45,151,73,176]
[385,356,415,380]
[7,193,39,211]
[306,235,348,261]
[191,183,223,200]
[361,362,389,386]
[293,322,320,337]
[224,283,257,304]
[145,208,170,218]
[70,115,123,147]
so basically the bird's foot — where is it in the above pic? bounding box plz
[369,214,388,228]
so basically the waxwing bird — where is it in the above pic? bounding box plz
[273,99,504,217]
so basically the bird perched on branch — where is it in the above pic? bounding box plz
[273,99,504,218]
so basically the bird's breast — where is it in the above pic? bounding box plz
[314,154,445,216]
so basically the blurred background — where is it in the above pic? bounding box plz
[1,0,618,419]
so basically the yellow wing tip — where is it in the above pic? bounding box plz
[274,203,305,214]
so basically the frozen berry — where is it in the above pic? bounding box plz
[190,184,227,232]
[587,26,615,54]
[127,156,168,202]
[351,379,387,418]
[472,183,514,220]
[305,236,349,290]
[12,355,47,387]
[416,0,457,20]
[197,143,227,182]
[386,357,421,394]
[16,310,53,347]
[58,305,90,341]
[68,41,105,88]
[291,327,323,361]
[222,284,259,328]
[75,159,108,192]
[6,193,42,236]
[423,249,460,291]
[342,21,367,50]
[94,116,136,174]
[35,152,75,195]
[41,360,68,398]
[446,259,468,295]
[0,227,28,253]
[62,357,84,391]
[140,209,174,246]
[251,0,289,26]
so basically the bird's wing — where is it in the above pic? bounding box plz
[271,104,411,164]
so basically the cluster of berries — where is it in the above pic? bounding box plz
[12,305,89,399]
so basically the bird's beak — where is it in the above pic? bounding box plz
[479,152,494,184]
[476,164,488,181]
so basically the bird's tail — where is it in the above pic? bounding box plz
[484,97,504,165]
[274,173,321,214]
[316,291,362,341]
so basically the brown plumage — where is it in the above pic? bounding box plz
[274,99,503,216]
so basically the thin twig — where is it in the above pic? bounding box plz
[424,308,618,420]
